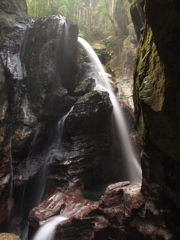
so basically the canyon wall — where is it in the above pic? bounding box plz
[0,0,29,225]
[131,0,180,238]
[102,0,138,109]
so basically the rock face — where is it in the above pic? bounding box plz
[13,14,78,187]
[131,0,180,238]
[0,0,78,229]
[0,0,29,226]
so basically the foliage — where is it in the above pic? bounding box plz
[26,0,117,41]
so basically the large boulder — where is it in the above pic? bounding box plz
[44,90,113,194]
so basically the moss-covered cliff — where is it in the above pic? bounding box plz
[132,0,180,238]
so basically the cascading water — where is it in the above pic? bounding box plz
[35,109,73,205]
[32,216,68,240]
[28,109,72,239]
[45,108,73,168]
[8,107,72,239]
[78,37,142,184]
[32,202,87,240]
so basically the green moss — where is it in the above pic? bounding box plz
[137,109,147,146]
[76,91,98,104]
[74,78,95,96]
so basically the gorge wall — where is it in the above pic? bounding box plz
[131,0,180,238]
[103,0,138,110]
[0,0,29,226]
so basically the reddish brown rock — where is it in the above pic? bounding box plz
[29,182,145,239]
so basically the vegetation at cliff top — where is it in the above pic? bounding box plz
[26,0,117,41]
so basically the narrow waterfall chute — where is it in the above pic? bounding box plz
[31,107,74,206]
[78,37,142,184]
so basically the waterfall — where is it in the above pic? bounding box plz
[78,37,142,184]
[46,108,72,166]
[32,203,86,240]
[30,108,73,208]
[11,109,72,240]
[32,216,68,240]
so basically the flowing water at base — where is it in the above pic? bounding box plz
[32,216,68,240]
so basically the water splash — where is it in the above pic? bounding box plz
[32,202,87,240]
[32,216,68,240]
[78,37,142,184]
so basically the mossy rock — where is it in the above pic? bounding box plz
[74,78,95,96]
[0,233,21,240]
[92,43,110,64]
[75,90,100,105]
[92,43,106,50]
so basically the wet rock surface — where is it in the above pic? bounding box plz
[29,182,144,240]
[12,15,78,187]
[0,0,79,228]
[0,0,29,225]
[44,90,113,194]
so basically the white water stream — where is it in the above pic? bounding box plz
[32,216,68,240]
[78,37,142,184]
[35,108,73,206]
[31,110,72,240]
